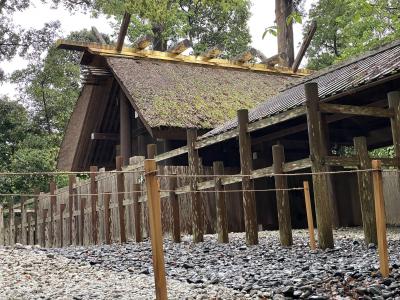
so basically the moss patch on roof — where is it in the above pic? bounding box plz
[107,57,294,129]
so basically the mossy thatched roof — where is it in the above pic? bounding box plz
[107,57,294,129]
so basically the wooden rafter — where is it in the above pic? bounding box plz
[116,12,131,52]
[319,103,394,118]
[292,21,317,73]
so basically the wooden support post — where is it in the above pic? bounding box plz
[354,136,377,244]
[187,128,204,243]
[388,91,400,185]
[26,212,32,245]
[147,144,157,159]
[133,184,142,243]
[104,193,112,245]
[116,156,127,243]
[90,166,99,244]
[9,198,14,246]
[305,82,334,249]
[237,109,258,245]
[213,161,229,243]
[0,205,4,246]
[21,196,26,244]
[68,175,76,245]
[169,175,180,243]
[303,181,316,250]
[116,12,131,52]
[59,203,66,247]
[33,190,39,245]
[120,96,132,166]
[80,198,86,246]
[272,145,292,246]
[371,160,389,277]
[42,209,48,247]
[144,159,168,300]
[49,181,56,247]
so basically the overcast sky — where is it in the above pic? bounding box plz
[0,0,315,97]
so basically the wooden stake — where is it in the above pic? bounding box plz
[90,166,99,244]
[59,203,66,247]
[354,136,377,244]
[237,109,258,245]
[272,144,292,246]
[116,156,127,243]
[49,181,56,247]
[42,209,48,248]
[303,181,316,250]
[169,175,181,243]
[371,160,389,278]
[133,184,142,242]
[80,198,86,246]
[305,82,334,249]
[0,205,4,246]
[33,190,39,245]
[213,161,229,243]
[104,192,112,244]
[144,159,168,300]
[9,198,14,246]
[21,196,26,244]
[68,175,76,246]
[187,128,204,243]
[26,212,32,245]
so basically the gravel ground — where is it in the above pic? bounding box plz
[1,228,399,300]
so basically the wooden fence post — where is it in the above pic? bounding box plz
[68,175,76,246]
[42,209,48,247]
[90,166,99,244]
[9,198,14,246]
[116,156,127,243]
[133,183,142,242]
[49,181,56,247]
[237,109,258,245]
[21,196,26,244]
[14,219,19,245]
[26,212,32,245]
[371,160,389,277]
[33,190,39,245]
[187,128,204,243]
[304,82,334,249]
[147,144,157,159]
[80,198,86,246]
[59,203,66,247]
[169,175,181,243]
[0,205,4,246]
[213,161,228,243]
[354,136,377,244]
[104,192,111,244]
[144,159,168,300]
[272,144,293,246]
[303,181,316,250]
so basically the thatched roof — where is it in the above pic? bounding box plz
[107,57,294,129]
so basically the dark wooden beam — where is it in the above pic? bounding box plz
[120,95,132,166]
[213,161,228,243]
[116,12,131,52]
[305,82,334,249]
[292,20,317,73]
[91,133,119,141]
[354,136,377,244]
[238,109,258,245]
[319,103,394,118]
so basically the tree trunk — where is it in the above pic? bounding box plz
[275,0,295,67]
[152,24,168,51]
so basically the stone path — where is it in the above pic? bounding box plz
[1,228,399,299]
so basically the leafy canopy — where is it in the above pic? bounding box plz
[305,0,400,69]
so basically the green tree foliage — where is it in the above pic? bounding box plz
[93,0,251,56]
[305,0,400,70]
